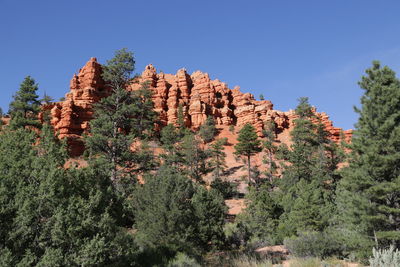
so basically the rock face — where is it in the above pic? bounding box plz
[42,58,110,156]
[43,58,352,156]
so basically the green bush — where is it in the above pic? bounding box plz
[369,246,400,267]
[167,253,201,267]
[211,178,238,198]
[284,231,342,258]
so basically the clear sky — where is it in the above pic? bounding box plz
[1,0,400,130]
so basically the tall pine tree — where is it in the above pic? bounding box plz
[234,123,262,183]
[337,61,400,255]
[85,48,156,181]
[277,97,342,238]
[9,76,41,129]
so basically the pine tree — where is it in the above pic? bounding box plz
[191,187,227,251]
[239,183,282,244]
[234,123,262,183]
[160,124,184,167]
[9,76,41,129]
[181,131,211,182]
[277,97,342,238]
[337,61,400,254]
[132,166,196,254]
[209,138,228,180]
[262,121,278,184]
[199,116,217,143]
[85,48,156,181]
[0,124,138,265]
[41,92,53,105]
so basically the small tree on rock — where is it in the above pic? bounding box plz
[234,123,262,183]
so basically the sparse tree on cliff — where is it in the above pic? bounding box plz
[209,137,228,180]
[336,61,400,257]
[40,92,53,105]
[85,48,156,181]
[262,121,278,184]
[9,76,41,129]
[181,131,212,182]
[234,123,262,183]
[199,116,217,143]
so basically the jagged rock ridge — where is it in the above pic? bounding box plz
[42,58,352,156]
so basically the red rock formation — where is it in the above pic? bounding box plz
[43,57,109,156]
[44,58,352,156]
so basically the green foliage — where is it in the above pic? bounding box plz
[199,116,217,143]
[181,132,212,181]
[337,61,400,255]
[229,124,235,133]
[211,177,237,199]
[0,125,138,266]
[284,231,342,259]
[259,94,265,101]
[192,187,227,251]
[234,123,262,183]
[133,166,226,256]
[209,137,228,179]
[262,121,278,183]
[239,183,282,245]
[167,252,201,267]
[277,97,342,238]
[41,92,53,105]
[369,246,400,267]
[85,48,156,181]
[133,167,196,253]
[9,76,41,129]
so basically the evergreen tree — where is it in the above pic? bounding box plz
[262,121,278,184]
[133,167,196,254]
[85,48,156,181]
[160,124,184,167]
[259,94,265,101]
[192,187,227,251]
[9,76,41,129]
[181,131,211,182]
[277,97,342,238]
[199,116,217,143]
[239,183,282,244]
[0,125,138,266]
[234,123,262,183]
[41,92,53,105]
[337,61,400,255]
[176,104,188,137]
[209,138,228,180]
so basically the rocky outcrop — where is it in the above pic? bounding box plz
[43,58,352,156]
[42,57,109,156]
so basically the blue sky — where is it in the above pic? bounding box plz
[1,0,400,130]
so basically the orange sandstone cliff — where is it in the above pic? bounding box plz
[42,58,352,156]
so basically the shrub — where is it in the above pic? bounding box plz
[369,246,400,267]
[284,231,342,258]
[167,253,201,267]
[224,222,250,249]
[211,178,238,198]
